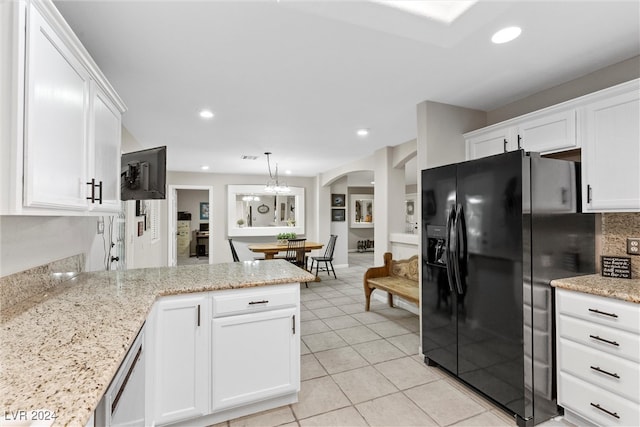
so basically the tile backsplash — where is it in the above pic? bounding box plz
[602,213,640,278]
[0,254,84,309]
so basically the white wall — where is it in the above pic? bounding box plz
[487,56,640,125]
[0,215,109,276]
[328,177,349,267]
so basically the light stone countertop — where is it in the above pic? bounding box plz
[0,260,315,427]
[551,274,640,304]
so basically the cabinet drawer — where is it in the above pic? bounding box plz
[557,289,640,334]
[558,372,640,427]
[558,314,640,362]
[558,338,640,403]
[212,284,298,318]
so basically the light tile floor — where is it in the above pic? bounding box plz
[218,253,574,427]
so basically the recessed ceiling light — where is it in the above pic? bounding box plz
[200,165,210,170]
[285,170,292,175]
[491,26,522,44]
[357,129,370,137]
[199,109,214,119]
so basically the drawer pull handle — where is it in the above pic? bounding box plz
[590,403,620,419]
[590,365,620,379]
[588,308,618,318]
[589,334,619,347]
[248,300,269,305]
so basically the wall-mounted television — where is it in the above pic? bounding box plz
[121,146,167,200]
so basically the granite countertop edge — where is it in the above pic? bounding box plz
[0,260,315,427]
[550,274,640,304]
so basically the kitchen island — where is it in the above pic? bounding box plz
[1,260,314,426]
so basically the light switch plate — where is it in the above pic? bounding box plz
[97,217,105,235]
[627,238,640,255]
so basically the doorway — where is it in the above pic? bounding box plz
[167,185,213,266]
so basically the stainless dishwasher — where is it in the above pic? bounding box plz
[95,326,145,427]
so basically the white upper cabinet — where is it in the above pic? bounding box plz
[0,0,126,215]
[466,127,514,160]
[464,78,639,213]
[465,107,578,161]
[24,4,90,210]
[90,84,123,212]
[515,109,577,154]
[580,81,640,212]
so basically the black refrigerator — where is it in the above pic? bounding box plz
[421,150,595,426]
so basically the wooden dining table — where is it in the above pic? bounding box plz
[248,241,324,260]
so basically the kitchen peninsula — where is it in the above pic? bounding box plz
[1,260,315,426]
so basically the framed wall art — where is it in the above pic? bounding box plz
[200,202,209,220]
[331,193,345,207]
[331,208,345,222]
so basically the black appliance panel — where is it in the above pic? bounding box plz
[421,165,457,374]
[455,151,527,418]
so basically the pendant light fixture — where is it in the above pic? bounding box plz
[264,152,291,194]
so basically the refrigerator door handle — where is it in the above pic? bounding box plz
[444,205,456,292]
[452,204,464,295]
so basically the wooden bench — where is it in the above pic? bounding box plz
[363,252,419,311]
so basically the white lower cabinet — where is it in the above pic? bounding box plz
[145,284,300,427]
[556,289,640,426]
[212,307,299,411]
[146,294,209,426]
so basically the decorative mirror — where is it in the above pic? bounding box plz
[227,185,305,237]
[351,194,374,228]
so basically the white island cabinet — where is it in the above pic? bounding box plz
[0,0,125,215]
[556,289,640,427]
[212,285,300,412]
[144,283,300,427]
[146,293,210,426]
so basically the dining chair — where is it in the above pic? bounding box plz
[228,238,240,262]
[284,238,307,269]
[309,234,338,279]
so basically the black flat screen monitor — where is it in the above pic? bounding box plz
[121,146,167,200]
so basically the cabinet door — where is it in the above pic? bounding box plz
[149,295,209,425]
[89,85,122,212]
[466,127,514,160]
[212,307,299,411]
[516,109,577,153]
[582,89,640,212]
[24,5,89,210]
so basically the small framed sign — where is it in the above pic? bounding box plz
[601,256,632,279]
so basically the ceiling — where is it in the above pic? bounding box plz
[54,0,639,179]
